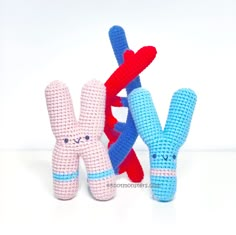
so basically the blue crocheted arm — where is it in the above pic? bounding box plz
[109,26,141,93]
[109,25,129,66]
[114,122,126,132]
[108,25,141,172]
[128,87,197,202]
[164,88,197,148]
[128,88,162,146]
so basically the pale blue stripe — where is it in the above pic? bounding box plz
[53,171,79,181]
[88,169,114,180]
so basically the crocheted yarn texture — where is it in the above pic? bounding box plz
[128,88,197,202]
[45,80,115,201]
[105,25,144,182]
[104,42,157,182]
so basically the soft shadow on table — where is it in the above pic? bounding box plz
[151,199,177,225]
[24,156,52,194]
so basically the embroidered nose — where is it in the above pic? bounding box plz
[73,137,81,144]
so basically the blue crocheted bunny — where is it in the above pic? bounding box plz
[128,88,197,202]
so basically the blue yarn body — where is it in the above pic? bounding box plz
[108,26,141,172]
[128,88,197,202]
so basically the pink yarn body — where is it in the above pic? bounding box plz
[45,80,115,200]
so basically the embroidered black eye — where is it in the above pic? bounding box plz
[64,138,69,144]
[152,154,157,159]
[85,135,89,140]
[172,155,176,160]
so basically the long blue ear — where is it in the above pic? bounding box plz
[128,88,162,147]
[109,25,141,93]
[164,88,197,148]
[109,25,129,65]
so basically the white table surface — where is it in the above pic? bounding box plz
[0,150,236,234]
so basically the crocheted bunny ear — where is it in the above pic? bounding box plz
[45,80,77,139]
[164,88,197,148]
[109,25,129,65]
[78,80,106,138]
[128,88,163,147]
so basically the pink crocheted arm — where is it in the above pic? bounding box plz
[45,81,77,139]
[79,80,115,200]
[78,80,106,138]
[45,81,79,200]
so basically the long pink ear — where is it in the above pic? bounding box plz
[45,80,77,139]
[79,80,106,138]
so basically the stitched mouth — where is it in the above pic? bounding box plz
[162,156,168,161]
[73,138,81,144]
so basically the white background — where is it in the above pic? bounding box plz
[1,0,236,151]
[1,1,236,233]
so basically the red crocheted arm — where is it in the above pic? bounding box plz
[105,46,157,98]
[110,96,128,107]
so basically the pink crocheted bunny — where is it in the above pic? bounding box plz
[45,80,115,201]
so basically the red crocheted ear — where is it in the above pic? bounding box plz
[105,46,157,98]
